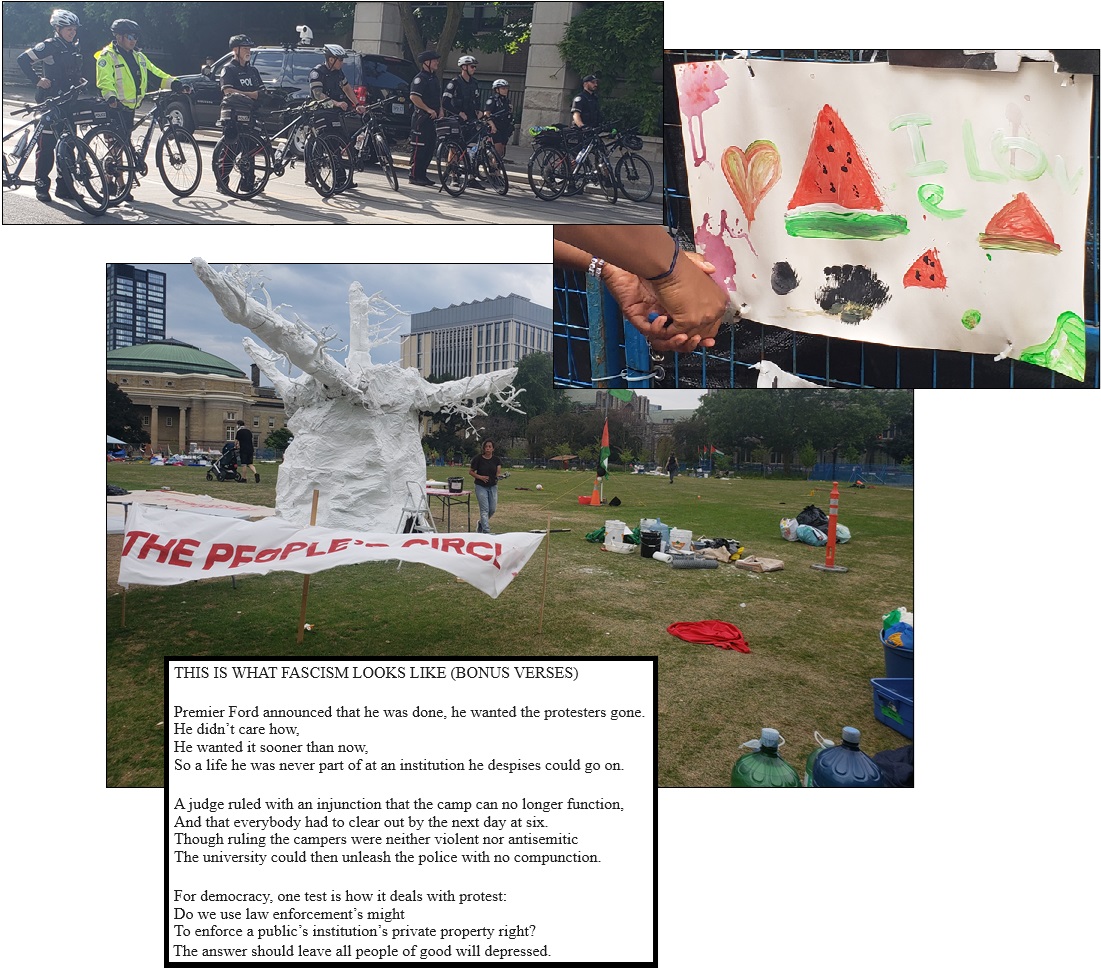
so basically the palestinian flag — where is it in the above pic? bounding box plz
[711,445,725,456]
[609,389,635,403]
[598,420,610,478]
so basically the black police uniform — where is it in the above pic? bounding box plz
[17,33,83,193]
[309,62,352,107]
[409,67,442,183]
[571,88,601,128]
[442,74,480,128]
[484,92,513,146]
[218,57,263,130]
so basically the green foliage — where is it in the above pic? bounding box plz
[265,426,293,456]
[107,380,149,444]
[557,2,662,135]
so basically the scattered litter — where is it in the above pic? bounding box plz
[735,556,785,573]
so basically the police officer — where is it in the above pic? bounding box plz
[484,79,514,160]
[309,44,365,114]
[214,35,264,195]
[408,49,442,187]
[442,55,485,188]
[95,19,180,134]
[17,9,84,201]
[571,74,601,128]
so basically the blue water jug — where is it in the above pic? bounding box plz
[811,727,883,788]
[731,728,800,788]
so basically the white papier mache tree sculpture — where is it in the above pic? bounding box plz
[192,258,522,531]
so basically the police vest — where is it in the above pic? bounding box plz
[96,44,173,109]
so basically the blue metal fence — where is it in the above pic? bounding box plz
[553,49,1100,389]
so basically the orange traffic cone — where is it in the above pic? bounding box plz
[590,479,601,506]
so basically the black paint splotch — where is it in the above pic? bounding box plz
[771,261,800,295]
[815,264,891,324]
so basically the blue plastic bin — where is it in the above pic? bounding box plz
[880,628,914,679]
[871,677,914,738]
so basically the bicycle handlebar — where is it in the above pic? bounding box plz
[15,78,88,115]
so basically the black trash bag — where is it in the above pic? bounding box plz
[107,483,129,496]
[796,504,829,530]
[872,745,914,787]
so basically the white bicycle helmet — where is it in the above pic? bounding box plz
[458,55,478,67]
[323,44,348,59]
[50,9,80,28]
[493,78,509,89]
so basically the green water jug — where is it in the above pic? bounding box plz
[731,728,800,787]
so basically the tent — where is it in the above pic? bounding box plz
[107,434,126,445]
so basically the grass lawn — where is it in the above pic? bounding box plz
[107,460,913,788]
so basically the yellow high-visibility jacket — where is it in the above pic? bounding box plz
[95,43,175,108]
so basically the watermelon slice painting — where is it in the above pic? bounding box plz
[785,104,908,240]
[903,249,947,289]
[978,193,1061,254]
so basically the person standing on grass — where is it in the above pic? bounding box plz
[470,439,503,534]
[235,420,259,483]
[666,452,678,484]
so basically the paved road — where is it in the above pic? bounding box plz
[3,92,662,226]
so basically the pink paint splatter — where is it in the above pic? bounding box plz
[678,61,728,167]
[695,210,745,291]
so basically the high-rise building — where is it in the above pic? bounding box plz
[107,264,166,351]
[400,293,552,379]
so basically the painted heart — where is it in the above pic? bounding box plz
[722,140,782,225]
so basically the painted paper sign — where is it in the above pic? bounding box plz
[119,505,544,598]
[674,59,1093,380]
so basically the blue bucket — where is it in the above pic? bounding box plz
[880,627,914,679]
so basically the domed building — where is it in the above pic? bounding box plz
[106,339,286,455]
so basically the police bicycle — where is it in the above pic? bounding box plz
[77,87,203,204]
[435,118,508,197]
[211,95,341,200]
[526,123,617,204]
[341,95,403,192]
[604,126,654,203]
[2,80,108,216]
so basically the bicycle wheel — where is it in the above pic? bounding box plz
[527,146,569,200]
[212,130,271,200]
[81,124,136,206]
[596,153,618,204]
[324,134,354,193]
[55,135,108,215]
[615,152,654,203]
[436,139,469,196]
[373,131,399,191]
[304,136,339,198]
[156,126,202,196]
[562,155,586,197]
[478,144,509,195]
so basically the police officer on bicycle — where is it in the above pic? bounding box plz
[442,55,486,188]
[571,74,602,128]
[17,9,83,201]
[309,44,365,115]
[215,34,263,194]
[484,79,514,160]
[408,49,442,187]
[95,19,181,134]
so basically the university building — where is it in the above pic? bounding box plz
[106,264,166,351]
[400,293,552,379]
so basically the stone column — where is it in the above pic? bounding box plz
[178,407,187,454]
[352,2,406,57]
[149,404,159,453]
[520,1,588,131]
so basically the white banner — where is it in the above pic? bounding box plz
[118,505,544,599]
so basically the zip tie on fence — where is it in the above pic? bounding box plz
[994,342,1014,362]
[591,366,665,383]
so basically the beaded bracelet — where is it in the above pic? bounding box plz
[645,236,680,281]
[587,257,606,279]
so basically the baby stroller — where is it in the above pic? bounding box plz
[206,442,245,482]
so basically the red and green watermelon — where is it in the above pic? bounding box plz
[903,248,947,289]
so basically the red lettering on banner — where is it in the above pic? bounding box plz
[231,545,257,568]
[305,542,326,557]
[328,538,352,553]
[169,538,199,568]
[441,537,465,554]
[121,530,150,556]
[279,542,308,560]
[203,543,235,570]
[136,533,182,563]
[468,541,493,562]
[255,548,281,563]
[402,538,431,548]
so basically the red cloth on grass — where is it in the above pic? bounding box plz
[667,620,750,653]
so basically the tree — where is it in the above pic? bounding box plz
[266,426,293,457]
[107,380,149,445]
[558,2,663,135]
[396,2,532,68]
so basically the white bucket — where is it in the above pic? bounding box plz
[669,528,692,553]
[605,520,626,544]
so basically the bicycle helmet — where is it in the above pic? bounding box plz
[458,55,478,67]
[323,44,348,59]
[50,9,80,29]
[111,19,140,36]
[492,79,509,89]
[229,34,254,48]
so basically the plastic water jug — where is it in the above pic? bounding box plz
[731,728,800,787]
[803,731,836,787]
[811,727,883,787]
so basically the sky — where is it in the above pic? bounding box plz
[138,261,553,378]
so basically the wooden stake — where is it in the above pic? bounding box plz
[538,516,551,634]
[296,489,320,643]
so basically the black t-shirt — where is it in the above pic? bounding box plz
[235,426,254,461]
[471,454,502,488]
[442,74,480,119]
[220,59,263,94]
[571,88,601,127]
[410,69,442,113]
[484,93,512,123]
[309,62,350,105]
